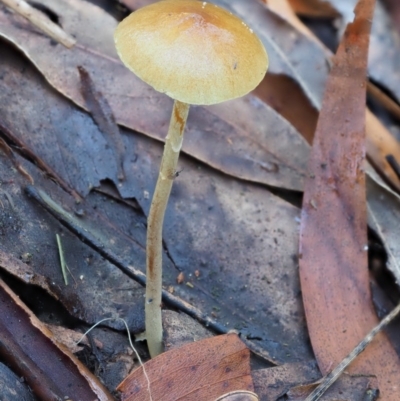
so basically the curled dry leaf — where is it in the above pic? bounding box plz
[299,1,400,400]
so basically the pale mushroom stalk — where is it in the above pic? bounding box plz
[114,0,268,359]
[145,100,189,357]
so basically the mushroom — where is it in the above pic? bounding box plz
[114,0,268,357]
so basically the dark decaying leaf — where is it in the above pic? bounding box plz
[0,250,58,299]
[162,310,213,352]
[252,361,321,401]
[0,278,114,401]
[78,65,126,181]
[117,333,252,401]
[0,0,309,192]
[299,0,400,400]
[0,44,147,333]
[367,166,400,284]
[0,40,311,363]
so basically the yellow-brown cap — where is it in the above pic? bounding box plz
[114,0,268,105]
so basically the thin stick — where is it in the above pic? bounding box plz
[146,100,190,358]
[56,234,68,285]
[1,0,76,48]
[305,302,400,401]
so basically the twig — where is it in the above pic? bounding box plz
[1,0,76,48]
[305,302,400,401]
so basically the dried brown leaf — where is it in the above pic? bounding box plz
[299,1,400,400]
[117,333,253,401]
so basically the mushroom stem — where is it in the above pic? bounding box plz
[146,99,190,357]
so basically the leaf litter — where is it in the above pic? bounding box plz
[0,3,398,396]
[259,0,400,295]
[0,0,309,192]
[0,30,312,368]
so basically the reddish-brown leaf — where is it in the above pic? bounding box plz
[117,333,253,401]
[299,0,400,399]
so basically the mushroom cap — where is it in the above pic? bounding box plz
[114,0,268,105]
